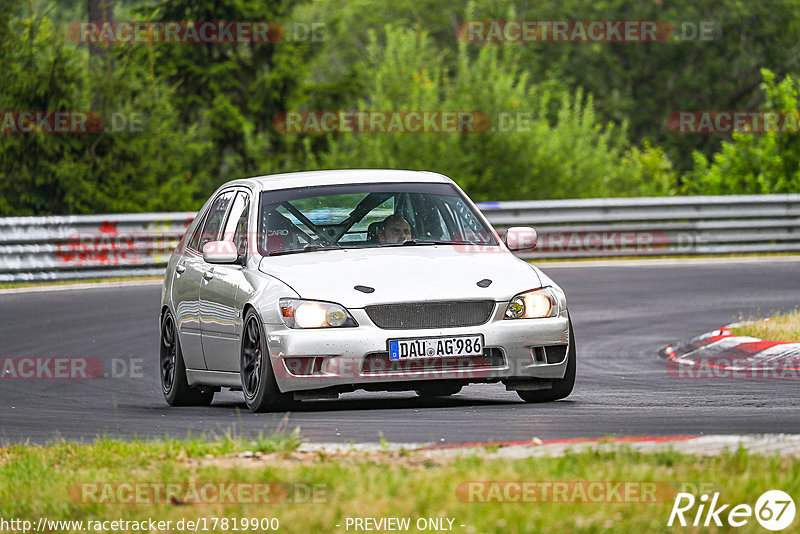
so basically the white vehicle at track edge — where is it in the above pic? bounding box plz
[159,169,575,412]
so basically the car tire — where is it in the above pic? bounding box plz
[415,384,463,397]
[160,310,215,407]
[241,309,293,413]
[517,320,576,403]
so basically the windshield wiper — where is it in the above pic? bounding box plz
[268,243,341,256]
[377,239,484,247]
[373,239,432,248]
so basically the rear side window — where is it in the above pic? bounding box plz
[186,213,208,252]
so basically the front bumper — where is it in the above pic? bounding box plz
[266,304,571,393]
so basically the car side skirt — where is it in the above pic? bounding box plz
[186,369,241,388]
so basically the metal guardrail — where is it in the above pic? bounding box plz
[0,213,195,282]
[478,194,800,259]
[0,194,798,281]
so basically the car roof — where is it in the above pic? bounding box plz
[222,169,453,192]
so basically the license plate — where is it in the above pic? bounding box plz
[388,335,484,361]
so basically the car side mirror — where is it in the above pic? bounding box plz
[202,240,240,264]
[504,227,538,251]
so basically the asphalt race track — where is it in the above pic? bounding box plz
[2,258,799,445]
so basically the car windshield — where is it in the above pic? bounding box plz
[257,182,497,255]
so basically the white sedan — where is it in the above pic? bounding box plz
[159,169,575,411]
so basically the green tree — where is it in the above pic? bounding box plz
[683,69,800,195]
[136,0,314,190]
[297,0,800,171]
[302,26,674,200]
[0,3,209,215]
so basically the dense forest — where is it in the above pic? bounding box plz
[2,0,800,215]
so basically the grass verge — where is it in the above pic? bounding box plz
[1,435,798,533]
[731,309,800,342]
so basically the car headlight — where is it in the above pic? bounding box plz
[279,298,358,329]
[504,287,558,319]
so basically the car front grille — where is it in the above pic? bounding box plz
[364,300,495,329]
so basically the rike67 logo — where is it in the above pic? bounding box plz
[668,490,796,531]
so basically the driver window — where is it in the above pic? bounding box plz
[354,197,394,244]
[221,191,250,255]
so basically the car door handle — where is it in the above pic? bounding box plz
[175,264,186,274]
[202,269,214,280]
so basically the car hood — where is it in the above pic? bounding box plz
[258,246,541,308]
